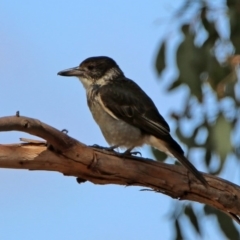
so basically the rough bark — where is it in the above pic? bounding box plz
[0,115,239,223]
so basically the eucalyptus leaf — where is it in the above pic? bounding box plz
[155,41,166,75]
[176,25,207,101]
[206,56,232,93]
[184,205,201,235]
[229,1,240,53]
[211,114,232,162]
[204,205,240,240]
[201,7,219,47]
[175,126,199,148]
[205,148,212,167]
[174,219,184,240]
[154,1,240,238]
[167,80,182,91]
[151,147,168,162]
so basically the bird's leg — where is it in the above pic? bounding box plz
[90,144,118,152]
[122,148,142,156]
[90,145,141,156]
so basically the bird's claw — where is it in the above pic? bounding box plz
[129,151,142,156]
[89,144,116,152]
[89,144,142,157]
[123,150,142,156]
[120,150,142,157]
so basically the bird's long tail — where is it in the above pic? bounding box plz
[169,147,208,187]
[148,136,208,187]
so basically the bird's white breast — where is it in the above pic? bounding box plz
[86,86,146,149]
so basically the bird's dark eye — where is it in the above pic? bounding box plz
[87,65,94,70]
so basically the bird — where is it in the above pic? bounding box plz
[58,56,207,186]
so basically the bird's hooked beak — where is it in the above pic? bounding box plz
[57,66,84,77]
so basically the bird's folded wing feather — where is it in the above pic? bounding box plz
[98,78,170,137]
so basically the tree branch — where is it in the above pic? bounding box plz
[0,115,239,223]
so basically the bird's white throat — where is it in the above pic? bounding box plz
[78,67,123,90]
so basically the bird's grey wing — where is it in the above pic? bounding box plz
[99,78,170,138]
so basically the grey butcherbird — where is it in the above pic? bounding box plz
[58,56,207,186]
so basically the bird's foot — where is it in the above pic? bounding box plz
[89,145,142,156]
[119,149,142,157]
[89,144,117,152]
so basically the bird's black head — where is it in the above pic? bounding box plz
[80,56,118,77]
[58,56,123,88]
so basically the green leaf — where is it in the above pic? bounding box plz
[201,7,220,47]
[176,26,208,101]
[151,147,167,162]
[175,126,199,149]
[229,1,240,53]
[210,114,232,162]
[205,148,212,167]
[155,41,166,75]
[174,219,184,240]
[206,56,232,93]
[204,205,240,240]
[167,79,182,91]
[184,205,201,235]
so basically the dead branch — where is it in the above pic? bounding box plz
[0,115,239,223]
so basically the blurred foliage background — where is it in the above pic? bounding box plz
[153,0,240,239]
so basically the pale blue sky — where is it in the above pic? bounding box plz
[0,1,238,239]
